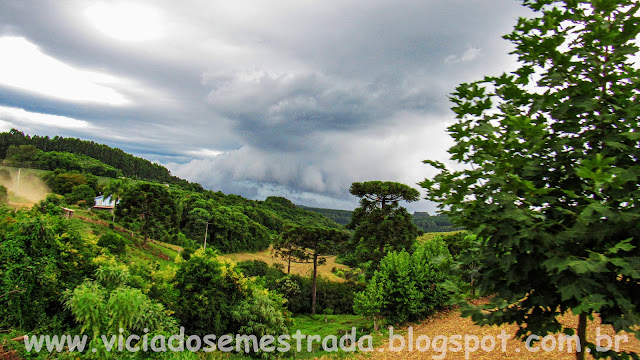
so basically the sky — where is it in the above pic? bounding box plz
[0,0,531,212]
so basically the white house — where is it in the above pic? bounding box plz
[94,195,118,209]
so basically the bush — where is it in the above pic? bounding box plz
[234,260,364,315]
[172,253,247,336]
[285,276,364,315]
[97,232,126,255]
[354,238,454,324]
[65,184,96,207]
[173,252,291,358]
[0,210,98,332]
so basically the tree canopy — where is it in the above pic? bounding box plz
[349,181,419,210]
[116,182,177,244]
[421,1,640,359]
[344,181,419,273]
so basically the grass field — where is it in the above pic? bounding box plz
[220,247,350,282]
[417,230,465,243]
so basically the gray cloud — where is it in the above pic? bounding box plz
[0,0,530,212]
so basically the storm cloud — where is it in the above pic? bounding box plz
[0,0,530,212]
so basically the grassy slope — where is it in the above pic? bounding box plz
[416,230,464,243]
[220,247,350,282]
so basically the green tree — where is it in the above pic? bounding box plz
[116,182,176,244]
[65,184,96,207]
[101,179,127,222]
[345,181,420,273]
[272,233,311,274]
[172,251,246,336]
[421,1,640,359]
[97,232,127,255]
[279,226,348,315]
[43,170,90,194]
[354,239,453,328]
[5,144,41,164]
[184,207,211,245]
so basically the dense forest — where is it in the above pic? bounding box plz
[0,129,198,188]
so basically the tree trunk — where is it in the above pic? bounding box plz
[311,252,318,315]
[287,254,291,274]
[576,312,588,360]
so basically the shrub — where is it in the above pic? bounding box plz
[97,232,126,255]
[65,184,96,207]
[354,238,454,324]
[286,276,365,315]
[172,252,247,336]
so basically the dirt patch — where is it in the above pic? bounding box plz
[0,168,49,205]
[353,308,640,360]
[0,342,20,360]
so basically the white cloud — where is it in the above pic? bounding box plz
[0,105,93,129]
[84,2,165,42]
[186,148,224,158]
[0,36,130,105]
[444,45,482,64]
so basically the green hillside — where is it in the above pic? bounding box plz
[0,130,463,360]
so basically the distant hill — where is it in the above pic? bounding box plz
[0,129,342,251]
[300,206,462,233]
[0,129,199,189]
[298,205,353,225]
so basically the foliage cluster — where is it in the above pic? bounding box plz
[0,130,192,186]
[97,232,127,255]
[353,239,453,326]
[235,260,365,315]
[173,251,291,358]
[0,207,98,332]
[4,144,121,177]
[421,0,640,358]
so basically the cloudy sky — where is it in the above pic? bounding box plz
[0,0,530,212]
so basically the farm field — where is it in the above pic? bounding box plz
[220,247,351,282]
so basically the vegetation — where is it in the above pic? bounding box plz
[298,206,354,226]
[4,3,639,354]
[354,238,453,329]
[234,259,365,316]
[344,181,420,274]
[4,144,121,178]
[0,185,7,204]
[117,182,177,244]
[0,207,98,332]
[277,226,349,315]
[421,1,640,359]
[101,179,128,222]
[0,129,188,185]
